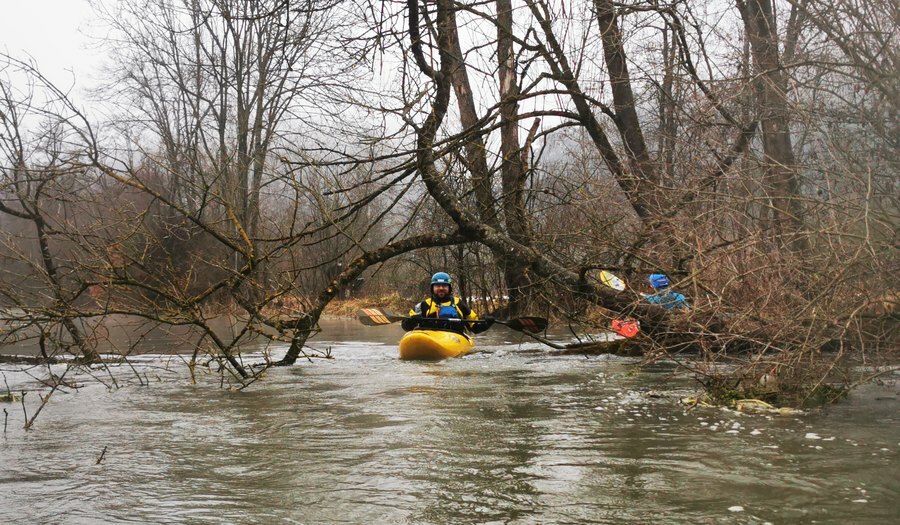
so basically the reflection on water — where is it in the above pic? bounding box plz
[0,319,898,524]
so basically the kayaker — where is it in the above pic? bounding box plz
[401,272,493,334]
[643,273,690,310]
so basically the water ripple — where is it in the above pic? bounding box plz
[1,338,897,524]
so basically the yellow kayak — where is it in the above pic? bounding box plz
[399,330,474,360]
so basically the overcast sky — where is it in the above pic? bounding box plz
[0,0,104,96]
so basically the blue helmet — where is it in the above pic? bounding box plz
[649,273,670,289]
[431,272,452,285]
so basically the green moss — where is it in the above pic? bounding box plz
[0,392,22,403]
[798,384,849,407]
[700,373,849,409]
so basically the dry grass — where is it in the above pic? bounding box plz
[323,292,413,317]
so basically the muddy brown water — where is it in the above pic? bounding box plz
[1,319,897,523]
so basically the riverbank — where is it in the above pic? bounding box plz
[321,293,412,319]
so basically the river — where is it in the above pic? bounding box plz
[1,319,897,524]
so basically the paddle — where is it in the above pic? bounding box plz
[598,270,626,291]
[597,270,641,338]
[356,307,548,334]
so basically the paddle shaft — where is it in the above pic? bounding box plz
[356,308,547,333]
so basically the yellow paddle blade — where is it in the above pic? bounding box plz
[356,308,403,326]
[598,270,626,291]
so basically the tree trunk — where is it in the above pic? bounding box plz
[444,10,499,229]
[496,0,533,316]
[659,25,678,181]
[594,0,657,192]
[525,0,654,220]
[444,2,533,315]
[738,0,808,252]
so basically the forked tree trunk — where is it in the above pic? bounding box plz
[444,1,535,315]
[738,0,808,252]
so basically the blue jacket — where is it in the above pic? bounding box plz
[645,289,690,310]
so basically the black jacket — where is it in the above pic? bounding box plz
[401,296,491,334]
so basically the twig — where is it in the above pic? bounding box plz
[20,391,27,426]
[24,365,72,430]
[96,445,108,465]
[513,329,566,349]
[847,366,900,391]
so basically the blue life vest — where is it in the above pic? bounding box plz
[438,304,461,319]
[645,290,690,310]
[421,297,465,319]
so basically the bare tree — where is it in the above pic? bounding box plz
[0,61,101,363]
[0,0,895,407]
[98,0,348,239]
